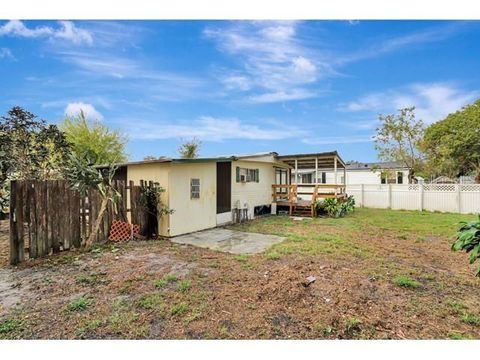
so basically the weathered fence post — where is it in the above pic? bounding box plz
[9,180,24,265]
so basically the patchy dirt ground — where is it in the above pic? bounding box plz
[1,209,480,339]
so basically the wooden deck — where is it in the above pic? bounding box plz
[272,184,347,217]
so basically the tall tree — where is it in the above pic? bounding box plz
[422,99,480,182]
[375,107,425,183]
[177,137,201,159]
[60,111,128,165]
[0,106,69,182]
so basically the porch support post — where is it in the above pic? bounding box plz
[343,165,347,185]
[334,156,338,185]
[294,159,298,184]
[315,157,318,184]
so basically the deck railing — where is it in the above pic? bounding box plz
[272,183,347,203]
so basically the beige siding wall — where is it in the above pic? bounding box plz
[231,160,280,219]
[126,158,288,236]
[168,162,217,236]
[126,162,171,236]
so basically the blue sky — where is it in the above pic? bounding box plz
[1,20,479,161]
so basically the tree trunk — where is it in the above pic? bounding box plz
[86,196,109,247]
[408,169,416,184]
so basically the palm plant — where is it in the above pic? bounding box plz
[177,138,201,159]
[452,216,480,276]
[66,151,120,247]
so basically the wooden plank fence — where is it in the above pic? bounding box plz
[10,179,156,265]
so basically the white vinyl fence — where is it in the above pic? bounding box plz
[346,184,480,214]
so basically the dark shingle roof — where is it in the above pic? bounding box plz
[346,161,407,170]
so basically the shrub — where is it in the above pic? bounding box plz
[344,195,356,212]
[452,215,480,276]
[317,196,355,218]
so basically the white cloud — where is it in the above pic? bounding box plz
[65,102,103,121]
[117,116,306,141]
[340,94,384,112]
[0,20,53,37]
[339,83,478,123]
[249,89,317,104]
[204,21,328,103]
[337,22,465,65]
[0,20,92,45]
[302,135,374,145]
[205,22,468,104]
[221,75,252,91]
[53,21,93,45]
[0,47,14,60]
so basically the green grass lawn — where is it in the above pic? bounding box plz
[230,208,476,261]
[234,208,474,238]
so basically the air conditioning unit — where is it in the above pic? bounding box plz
[240,174,247,182]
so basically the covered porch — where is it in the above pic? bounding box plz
[272,152,347,216]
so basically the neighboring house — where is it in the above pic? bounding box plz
[291,161,412,185]
[344,161,411,185]
[111,151,345,237]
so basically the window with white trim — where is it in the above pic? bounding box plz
[190,178,200,199]
[236,167,259,183]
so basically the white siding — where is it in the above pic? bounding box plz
[231,160,282,219]
[325,169,410,185]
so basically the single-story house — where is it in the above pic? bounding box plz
[111,151,346,237]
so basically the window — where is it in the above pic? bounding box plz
[381,171,401,184]
[275,168,288,185]
[301,173,312,184]
[397,171,404,184]
[247,169,258,182]
[190,178,200,199]
[236,167,259,183]
[321,172,326,184]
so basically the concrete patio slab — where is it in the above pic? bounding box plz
[171,228,286,254]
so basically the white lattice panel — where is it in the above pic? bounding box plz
[461,184,480,192]
[423,184,457,192]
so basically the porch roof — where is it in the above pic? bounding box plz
[277,151,346,170]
